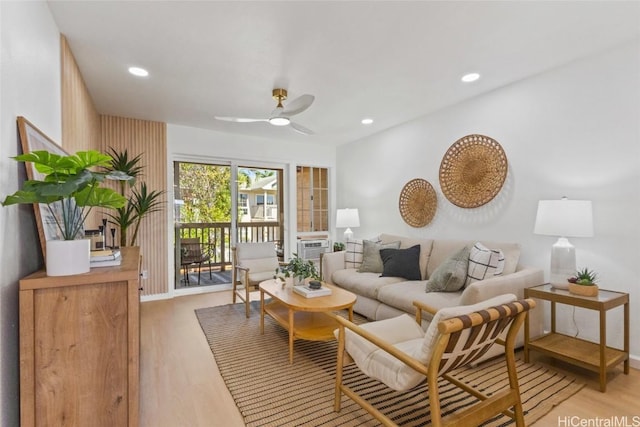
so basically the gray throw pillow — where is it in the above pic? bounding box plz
[358,240,401,274]
[425,246,470,292]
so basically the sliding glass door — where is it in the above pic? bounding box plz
[236,167,284,261]
[173,161,284,290]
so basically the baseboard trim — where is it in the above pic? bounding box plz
[629,354,640,370]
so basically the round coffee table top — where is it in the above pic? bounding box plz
[259,279,356,312]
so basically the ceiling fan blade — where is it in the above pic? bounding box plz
[214,116,268,123]
[282,94,315,116]
[289,121,314,135]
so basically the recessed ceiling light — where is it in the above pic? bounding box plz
[461,73,480,83]
[361,118,374,125]
[128,66,149,77]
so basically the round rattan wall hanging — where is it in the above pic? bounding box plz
[439,134,507,208]
[398,178,437,227]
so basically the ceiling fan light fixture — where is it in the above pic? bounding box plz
[269,116,290,126]
[461,72,480,83]
[128,66,149,77]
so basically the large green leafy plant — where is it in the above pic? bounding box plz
[105,148,164,246]
[2,150,129,240]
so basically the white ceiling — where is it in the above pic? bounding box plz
[47,1,640,146]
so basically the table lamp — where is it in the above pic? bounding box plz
[534,197,593,289]
[336,208,360,241]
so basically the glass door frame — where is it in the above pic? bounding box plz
[171,155,287,296]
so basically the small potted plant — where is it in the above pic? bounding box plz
[2,150,130,276]
[276,253,319,286]
[333,242,345,252]
[567,267,599,296]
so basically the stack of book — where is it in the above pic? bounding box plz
[90,249,122,268]
[292,284,332,298]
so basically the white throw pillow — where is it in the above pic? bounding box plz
[465,242,505,286]
[345,238,364,269]
[345,236,381,269]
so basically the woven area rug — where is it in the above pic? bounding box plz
[195,302,584,426]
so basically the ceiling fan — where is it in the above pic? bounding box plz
[214,88,315,135]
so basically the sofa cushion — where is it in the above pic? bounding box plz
[332,269,404,299]
[358,240,401,273]
[425,246,469,292]
[427,240,521,278]
[377,281,464,315]
[465,242,505,286]
[380,245,421,280]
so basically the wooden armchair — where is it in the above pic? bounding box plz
[333,294,536,427]
[231,242,281,318]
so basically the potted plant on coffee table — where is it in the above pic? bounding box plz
[276,253,320,286]
[2,150,130,276]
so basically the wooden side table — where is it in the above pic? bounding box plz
[524,284,629,392]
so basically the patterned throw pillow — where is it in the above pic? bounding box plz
[465,242,505,286]
[345,236,381,269]
[345,238,364,269]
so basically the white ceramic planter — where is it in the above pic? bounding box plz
[46,239,91,276]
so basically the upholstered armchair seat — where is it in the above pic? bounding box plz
[232,242,281,317]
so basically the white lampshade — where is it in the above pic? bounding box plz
[534,197,594,289]
[336,208,360,241]
[534,199,593,238]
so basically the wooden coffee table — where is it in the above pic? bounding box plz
[259,279,357,364]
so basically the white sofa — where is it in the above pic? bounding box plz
[321,233,544,360]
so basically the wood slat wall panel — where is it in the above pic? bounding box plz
[60,35,103,230]
[60,36,168,296]
[101,116,168,296]
[60,35,101,153]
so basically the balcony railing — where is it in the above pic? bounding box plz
[176,221,281,271]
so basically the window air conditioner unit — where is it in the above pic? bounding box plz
[297,239,330,261]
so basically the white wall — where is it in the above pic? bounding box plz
[166,124,336,296]
[0,1,62,425]
[337,40,640,364]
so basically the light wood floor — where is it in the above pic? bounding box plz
[140,291,640,426]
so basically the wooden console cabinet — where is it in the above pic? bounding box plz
[19,247,141,427]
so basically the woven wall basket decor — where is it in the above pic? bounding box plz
[399,178,437,227]
[439,134,508,208]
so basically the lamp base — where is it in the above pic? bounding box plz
[343,228,354,241]
[549,237,575,289]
